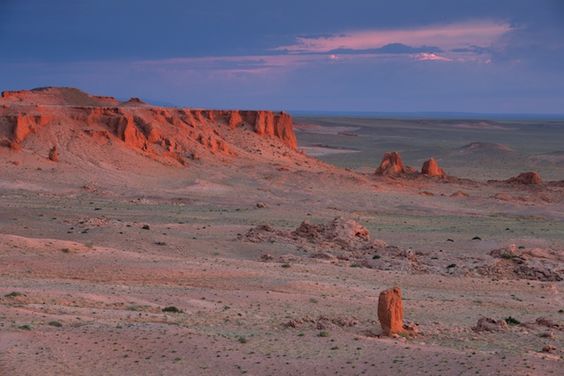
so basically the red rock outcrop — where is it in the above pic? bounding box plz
[0,87,298,165]
[5,113,53,149]
[421,158,446,178]
[375,152,407,176]
[505,172,542,185]
[377,287,405,336]
[237,111,297,149]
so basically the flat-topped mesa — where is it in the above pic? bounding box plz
[421,158,447,178]
[0,88,298,164]
[1,87,120,107]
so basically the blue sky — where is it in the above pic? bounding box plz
[1,0,563,113]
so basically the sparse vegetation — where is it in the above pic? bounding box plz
[238,336,248,343]
[48,320,62,327]
[318,331,330,337]
[162,306,182,313]
[5,291,23,298]
[504,316,521,325]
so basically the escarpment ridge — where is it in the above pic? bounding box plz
[0,87,297,165]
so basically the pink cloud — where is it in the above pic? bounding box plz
[126,21,510,78]
[414,53,452,62]
[275,20,511,53]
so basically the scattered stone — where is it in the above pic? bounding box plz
[477,246,562,282]
[48,145,59,162]
[539,331,555,339]
[505,172,542,185]
[450,191,469,198]
[542,345,557,353]
[142,224,150,230]
[259,254,274,262]
[492,192,513,201]
[292,216,371,249]
[473,317,509,332]
[490,245,519,259]
[256,202,267,208]
[284,315,358,330]
[535,317,560,329]
[419,191,434,196]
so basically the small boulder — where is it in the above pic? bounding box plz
[472,317,509,332]
[542,345,557,353]
[48,146,59,162]
[375,152,406,176]
[421,158,446,178]
[450,191,469,198]
[378,287,404,336]
[505,172,542,185]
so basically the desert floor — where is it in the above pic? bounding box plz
[1,117,562,375]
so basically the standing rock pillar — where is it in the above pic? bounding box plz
[378,287,404,336]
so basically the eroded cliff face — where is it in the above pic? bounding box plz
[0,88,297,165]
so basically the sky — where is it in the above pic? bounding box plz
[1,0,564,114]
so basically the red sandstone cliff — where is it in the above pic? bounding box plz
[0,87,297,165]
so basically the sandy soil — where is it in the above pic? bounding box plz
[1,155,562,376]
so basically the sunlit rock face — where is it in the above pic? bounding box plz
[421,158,446,178]
[375,151,407,176]
[0,87,298,165]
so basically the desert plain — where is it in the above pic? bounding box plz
[0,88,562,375]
